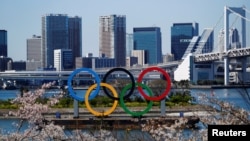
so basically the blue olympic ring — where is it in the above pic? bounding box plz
[67,68,101,101]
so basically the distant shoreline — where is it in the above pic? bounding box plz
[189,85,250,89]
[211,85,250,89]
[189,85,211,89]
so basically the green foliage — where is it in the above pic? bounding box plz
[122,102,148,107]
[153,102,160,106]
[165,101,175,107]
[52,97,74,108]
[166,91,192,106]
[89,96,114,107]
[167,79,194,106]
[0,99,18,109]
[58,97,73,107]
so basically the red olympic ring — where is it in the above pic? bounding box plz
[137,67,171,101]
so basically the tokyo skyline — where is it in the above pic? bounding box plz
[0,0,249,61]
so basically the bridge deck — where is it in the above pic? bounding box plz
[194,47,250,62]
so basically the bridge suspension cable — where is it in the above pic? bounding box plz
[212,13,223,30]
[211,12,224,53]
[230,15,239,28]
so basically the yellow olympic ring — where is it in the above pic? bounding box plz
[85,83,118,116]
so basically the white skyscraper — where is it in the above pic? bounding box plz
[54,49,73,71]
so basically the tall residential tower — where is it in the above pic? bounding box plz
[99,15,126,67]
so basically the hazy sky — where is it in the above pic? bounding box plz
[0,0,249,61]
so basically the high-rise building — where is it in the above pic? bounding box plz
[42,14,69,68]
[0,30,7,57]
[99,15,126,67]
[171,22,199,60]
[229,28,241,49]
[54,49,73,71]
[133,27,162,64]
[126,33,133,57]
[68,16,82,68]
[26,35,42,71]
[27,35,42,61]
[182,28,214,59]
[41,14,82,69]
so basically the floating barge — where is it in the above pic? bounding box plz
[44,106,207,129]
[1,106,205,130]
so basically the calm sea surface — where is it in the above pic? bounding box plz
[190,88,250,110]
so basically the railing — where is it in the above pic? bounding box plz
[194,47,250,62]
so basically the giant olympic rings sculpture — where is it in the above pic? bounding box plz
[67,66,171,117]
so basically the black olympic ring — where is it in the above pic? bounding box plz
[102,67,136,100]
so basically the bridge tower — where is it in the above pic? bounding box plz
[224,6,246,85]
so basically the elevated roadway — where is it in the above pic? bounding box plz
[194,47,250,62]
[0,61,181,81]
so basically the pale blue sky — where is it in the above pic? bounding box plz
[0,0,249,61]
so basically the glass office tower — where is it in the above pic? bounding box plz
[133,27,162,64]
[68,16,82,68]
[42,14,69,68]
[0,30,7,57]
[126,33,133,57]
[171,22,199,60]
[41,14,82,69]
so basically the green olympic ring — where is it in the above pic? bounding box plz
[119,82,153,117]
